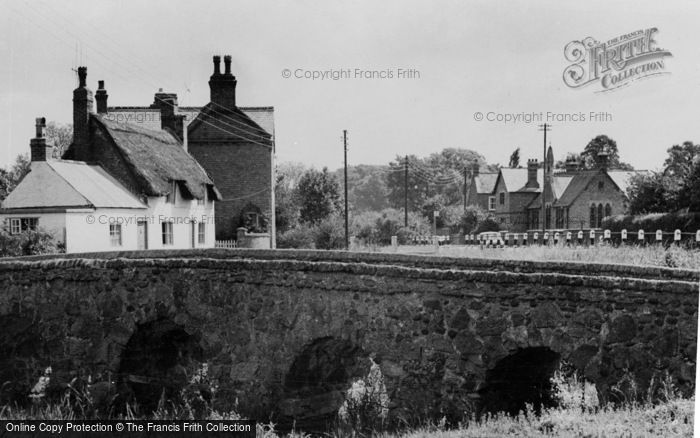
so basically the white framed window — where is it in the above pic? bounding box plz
[9,217,38,235]
[499,192,505,205]
[109,224,122,247]
[488,196,496,211]
[162,222,174,245]
[198,222,206,244]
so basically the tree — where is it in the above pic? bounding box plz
[509,147,520,168]
[275,162,308,233]
[581,135,622,169]
[0,154,31,201]
[663,141,700,207]
[296,167,341,224]
[45,122,73,159]
[680,154,700,212]
[627,172,675,214]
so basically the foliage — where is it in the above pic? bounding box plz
[0,154,31,201]
[331,165,390,213]
[474,217,501,233]
[337,358,389,435]
[313,214,345,250]
[508,147,520,168]
[46,122,73,159]
[602,212,700,234]
[581,135,621,169]
[0,228,61,257]
[276,225,316,249]
[626,171,676,214]
[275,162,307,233]
[296,167,341,225]
[459,206,492,234]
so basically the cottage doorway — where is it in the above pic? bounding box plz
[137,220,147,250]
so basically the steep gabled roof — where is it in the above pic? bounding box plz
[93,115,221,200]
[473,173,498,194]
[525,174,575,209]
[553,171,598,207]
[1,161,146,210]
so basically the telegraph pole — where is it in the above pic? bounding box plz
[343,130,349,250]
[538,123,551,238]
[463,167,468,212]
[404,155,409,227]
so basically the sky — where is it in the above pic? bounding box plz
[1,0,699,173]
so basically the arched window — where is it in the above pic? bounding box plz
[605,203,612,218]
[590,204,596,228]
[597,204,604,228]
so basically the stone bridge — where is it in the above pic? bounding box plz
[0,249,696,427]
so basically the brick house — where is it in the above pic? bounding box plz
[526,154,640,230]
[105,56,275,246]
[1,68,220,253]
[465,160,498,212]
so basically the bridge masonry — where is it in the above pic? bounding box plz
[0,250,696,424]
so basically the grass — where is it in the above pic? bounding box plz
[374,243,700,270]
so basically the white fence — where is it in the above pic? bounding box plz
[215,240,237,249]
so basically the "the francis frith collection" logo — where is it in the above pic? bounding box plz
[563,28,672,92]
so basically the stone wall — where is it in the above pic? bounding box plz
[0,250,696,425]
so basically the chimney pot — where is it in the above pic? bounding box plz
[213,56,221,75]
[224,55,232,75]
[95,80,108,114]
[77,66,87,87]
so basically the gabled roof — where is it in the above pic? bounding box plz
[187,103,273,146]
[105,106,275,137]
[1,161,146,210]
[607,170,640,194]
[498,168,543,192]
[92,115,221,201]
[525,174,574,209]
[553,171,598,207]
[473,173,498,194]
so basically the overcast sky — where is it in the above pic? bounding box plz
[1,0,699,171]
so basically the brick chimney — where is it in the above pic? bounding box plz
[72,66,94,159]
[209,55,237,109]
[30,117,53,163]
[95,80,108,114]
[526,159,539,189]
[471,159,479,178]
[151,90,186,141]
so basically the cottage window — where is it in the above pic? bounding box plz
[605,203,612,218]
[197,185,207,206]
[488,196,496,211]
[109,224,122,247]
[166,181,177,204]
[198,222,206,244]
[597,203,604,228]
[590,205,597,228]
[9,217,38,235]
[162,222,174,245]
[545,205,552,229]
[499,192,505,205]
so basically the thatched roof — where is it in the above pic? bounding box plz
[93,115,221,200]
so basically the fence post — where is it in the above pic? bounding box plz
[655,229,663,244]
[621,229,627,245]
[638,229,645,245]
[566,231,572,246]
[589,229,595,246]
[544,232,549,246]
[577,230,583,246]
[533,232,539,245]
[604,229,611,245]
[554,232,560,245]
[674,229,681,246]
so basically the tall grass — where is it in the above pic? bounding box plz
[377,243,700,270]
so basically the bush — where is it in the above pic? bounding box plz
[602,212,700,233]
[474,217,501,233]
[276,226,315,249]
[0,228,61,257]
[313,214,345,250]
